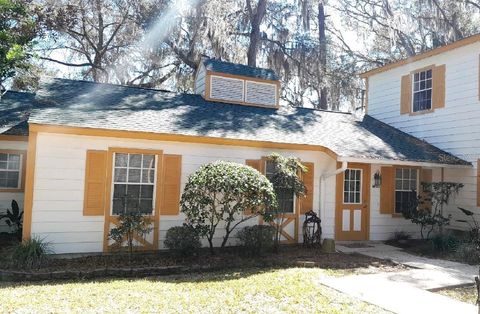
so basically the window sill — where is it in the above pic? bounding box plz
[391,213,404,218]
[409,109,435,116]
[0,188,24,193]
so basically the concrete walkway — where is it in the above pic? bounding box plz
[318,242,478,314]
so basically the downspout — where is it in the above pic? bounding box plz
[318,161,348,230]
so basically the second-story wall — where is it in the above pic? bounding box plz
[367,40,480,225]
[367,40,480,165]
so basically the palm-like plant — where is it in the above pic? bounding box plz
[0,200,23,238]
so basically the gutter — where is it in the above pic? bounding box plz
[318,161,348,228]
[337,157,472,169]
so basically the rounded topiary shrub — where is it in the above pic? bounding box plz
[237,225,276,256]
[164,225,201,256]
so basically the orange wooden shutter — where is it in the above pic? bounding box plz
[83,150,107,216]
[419,168,432,211]
[400,74,412,114]
[432,64,446,109]
[246,159,263,173]
[160,154,182,215]
[245,159,265,215]
[300,162,314,214]
[380,167,395,214]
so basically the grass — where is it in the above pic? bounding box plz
[0,268,389,313]
[436,285,477,305]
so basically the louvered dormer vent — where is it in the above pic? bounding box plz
[194,58,280,108]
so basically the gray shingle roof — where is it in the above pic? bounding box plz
[203,59,279,81]
[24,78,468,166]
[0,91,44,135]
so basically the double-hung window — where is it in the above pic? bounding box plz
[265,161,295,213]
[112,153,156,215]
[0,153,22,189]
[395,168,418,214]
[412,69,432,112]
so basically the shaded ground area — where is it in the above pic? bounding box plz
[0,245,404,275]
[0,268,390,314]
[385,238,477,265]
[436,285,477,305]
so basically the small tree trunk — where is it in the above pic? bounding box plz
[207,236,215,255]
[476,267,480,313]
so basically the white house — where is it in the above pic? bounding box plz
[0,57,472,254]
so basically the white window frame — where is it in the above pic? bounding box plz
[0,152,23,190]
[411,68,433,113]
[343,168,362,205]
[394,168,419,214]
[110,152,157,216]
[265,160,296,214]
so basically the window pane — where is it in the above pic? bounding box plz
[395,178,402,190]
[7,160,20,170]
[129,154,142,168]
[410,169,417,179]
[141,185,154,198]
[345,170,350,180]
[6,177,18,188]
[115,153,128,167]
[344,192,349,203]
[0,161,6,170]
[112,199,124,215]
[420,71,425,80]
[411,179,417,191]
[426,69,432,79]
[426,79,432,89]
[414,73,419,81]
[402,179,410,190]
[126,185,140,198]
[113,184,126,198]
[128,169,141,183]
[126,198,140,213]
[395,169,402,179]
[142,169,155,183]
[114,168,127,182]
[355,192,361,203]
[139,200,153,214]
[143,155,155,168]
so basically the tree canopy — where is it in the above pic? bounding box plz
[6,0,480,110]
[0,0,37,93]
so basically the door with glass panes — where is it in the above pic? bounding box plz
[335,163,370,241]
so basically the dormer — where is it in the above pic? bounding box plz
[194,58,280,108]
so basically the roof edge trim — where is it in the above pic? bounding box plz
[360,33,480,78]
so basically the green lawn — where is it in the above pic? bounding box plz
[0,268,388,313]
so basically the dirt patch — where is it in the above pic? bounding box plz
[436,284,477,305]
[1,245,404,276]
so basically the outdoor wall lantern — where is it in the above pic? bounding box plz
[373,171,381,188]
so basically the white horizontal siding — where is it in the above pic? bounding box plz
[194,64,206,96]
[31,133,336,254]
[368,164,422,240]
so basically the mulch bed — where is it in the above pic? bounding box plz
[0,245,404,282]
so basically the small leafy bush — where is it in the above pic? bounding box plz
[164,225,201,256]
[237,225,276,256]
[430,232,459,253]
[455,242,480,264]
[0,200,23,239]
[109,212,152,256]
[10,237,51,269]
